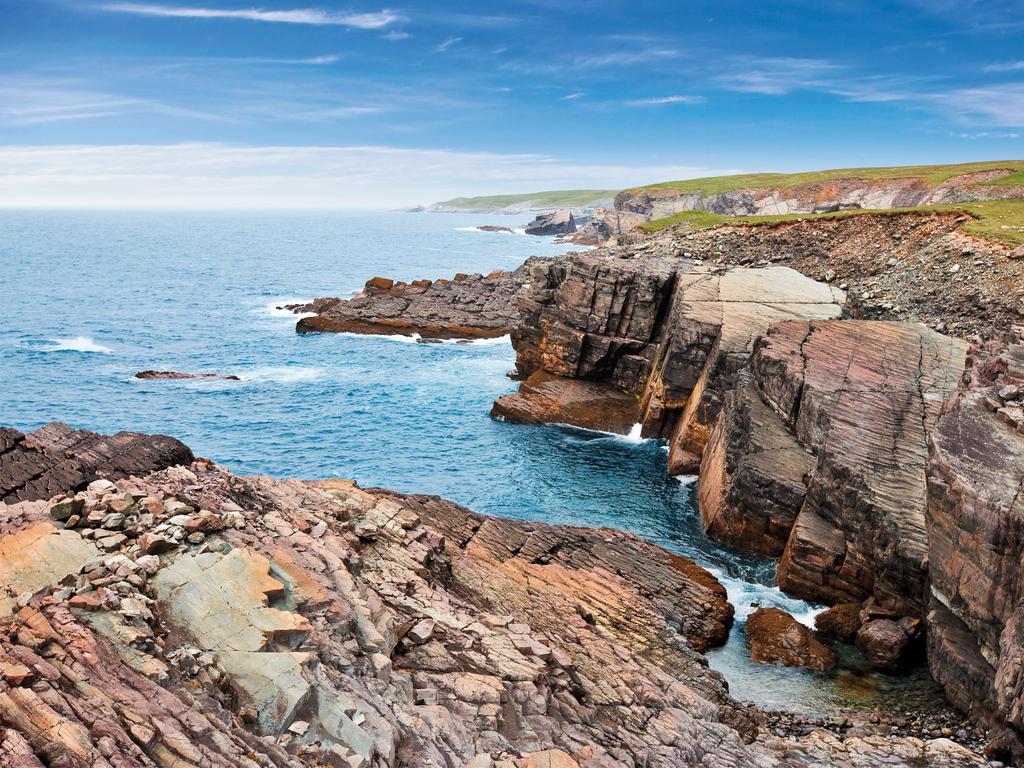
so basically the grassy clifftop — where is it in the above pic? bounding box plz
[629,160,1024,196]
[433,189,616,210]
[639,199,1024,247]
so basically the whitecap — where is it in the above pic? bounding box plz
[428,334,512,347]
[714,570,826,628]
[29,336,113,354]
[238,366,325,384]
[673,474,699,485]
[259,298,315,319]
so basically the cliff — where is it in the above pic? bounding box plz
[0,426,992,767]
[615,163,1024,222]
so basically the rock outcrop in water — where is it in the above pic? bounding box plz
[291,268,526,340]
[745,607,837,671]
[0,422,193,504]
[925,328,1024,760]
[524,209,575,236]
[495,252,844,474]
[135,371,241,381]
[0,427,991,767]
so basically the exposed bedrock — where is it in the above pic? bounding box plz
[500,252,844,468]
[291,266,528,340]
[0,422,194,504]
[925,328,1024,760]
[698,320,968,617]
[524,209,576,236]
[614,169,1024,220]
[134,370,241,381]
[745,607,837,672]
[0,431,989,767]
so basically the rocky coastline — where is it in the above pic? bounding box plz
[284,203,1024,763]
[0,425,996,767]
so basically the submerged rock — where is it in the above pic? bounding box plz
[134,370,241,381]
[746,607,837,671]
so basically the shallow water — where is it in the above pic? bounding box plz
[0,209,947,714]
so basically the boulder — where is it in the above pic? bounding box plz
[815,603,862,643]
[856,617,923,673]
[745,607,837,671]
[524,209,575,236]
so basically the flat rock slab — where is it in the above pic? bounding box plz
[0,522,99,616]
[490,370,642,433]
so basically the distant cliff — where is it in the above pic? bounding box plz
[426,189,614,214]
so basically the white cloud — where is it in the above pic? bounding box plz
[436,37,462,52]
[561,92,585,101]
[625,95,705,106]
[718,57,839,95]
[0,143,737,209]
[96,3,403,28]
[927,83,1024,127]
[984,61,1024,73]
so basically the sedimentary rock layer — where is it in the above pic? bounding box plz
[698,320,968,618]
[0,432,988,767]
[925,329,1024,760]
[0,422,193,504]
[292,268,526,339]
[615,168,1024,221]
[500,253,843,473]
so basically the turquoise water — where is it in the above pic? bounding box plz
[0,210,944,713]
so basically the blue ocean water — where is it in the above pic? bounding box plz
[0,210,944,713]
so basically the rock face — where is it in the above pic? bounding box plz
[699,320,968,618]
[293,267,526,340]
[745,607,837,671]
[614,168,1024,221]
[500,252,843,465]
[0,422,194,504]
[925,328,1024,759]
[491,371,641,433]
[135,371,241,381]
[524,209,575,236]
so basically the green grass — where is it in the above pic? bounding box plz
[434,189,616,210]
[629,160,1024,196]
[639,199,1024,247]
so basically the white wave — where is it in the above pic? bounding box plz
[551,421,658,445]
[428,334,512,347]
[259,298,315,319]
[512,227,527,235]
[33,336,113,354]
[624,423,644,443]
[334,331,423,344]
[238,366,325,383]
[454,226,526,236]
[674,474,699,485]
[714,570,826,628]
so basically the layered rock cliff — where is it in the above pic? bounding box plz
[925,328,1024,760]
[615,168,1024,221]
[0,427,992,767]
[291,268,526,340]
[493,252,845,474]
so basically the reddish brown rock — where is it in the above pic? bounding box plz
[815,603,862,643]
[293,267,526,340]
[856,617,923,673]
[745,607,837,671]
[490,370,641,433]
[134,370,241,381]
[925,329,1024,759]
[0,422,193,504]
[503,251,843,443]
[698,320,967,617]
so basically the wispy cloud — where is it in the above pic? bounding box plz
[984,61,1024,73]
[717,57,839,95]
[625,95,704,106]
[927,83,1024,128]
[561,91,584,101]
[0,143,739,209]
[436,37,462,52]
[96,3,403,28]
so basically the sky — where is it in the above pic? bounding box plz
[1,0,1023,208]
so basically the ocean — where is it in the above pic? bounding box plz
[0,209,945,713]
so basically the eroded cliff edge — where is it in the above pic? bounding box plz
[1,425,993,767]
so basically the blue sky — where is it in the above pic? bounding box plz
[1,0,1023,207]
